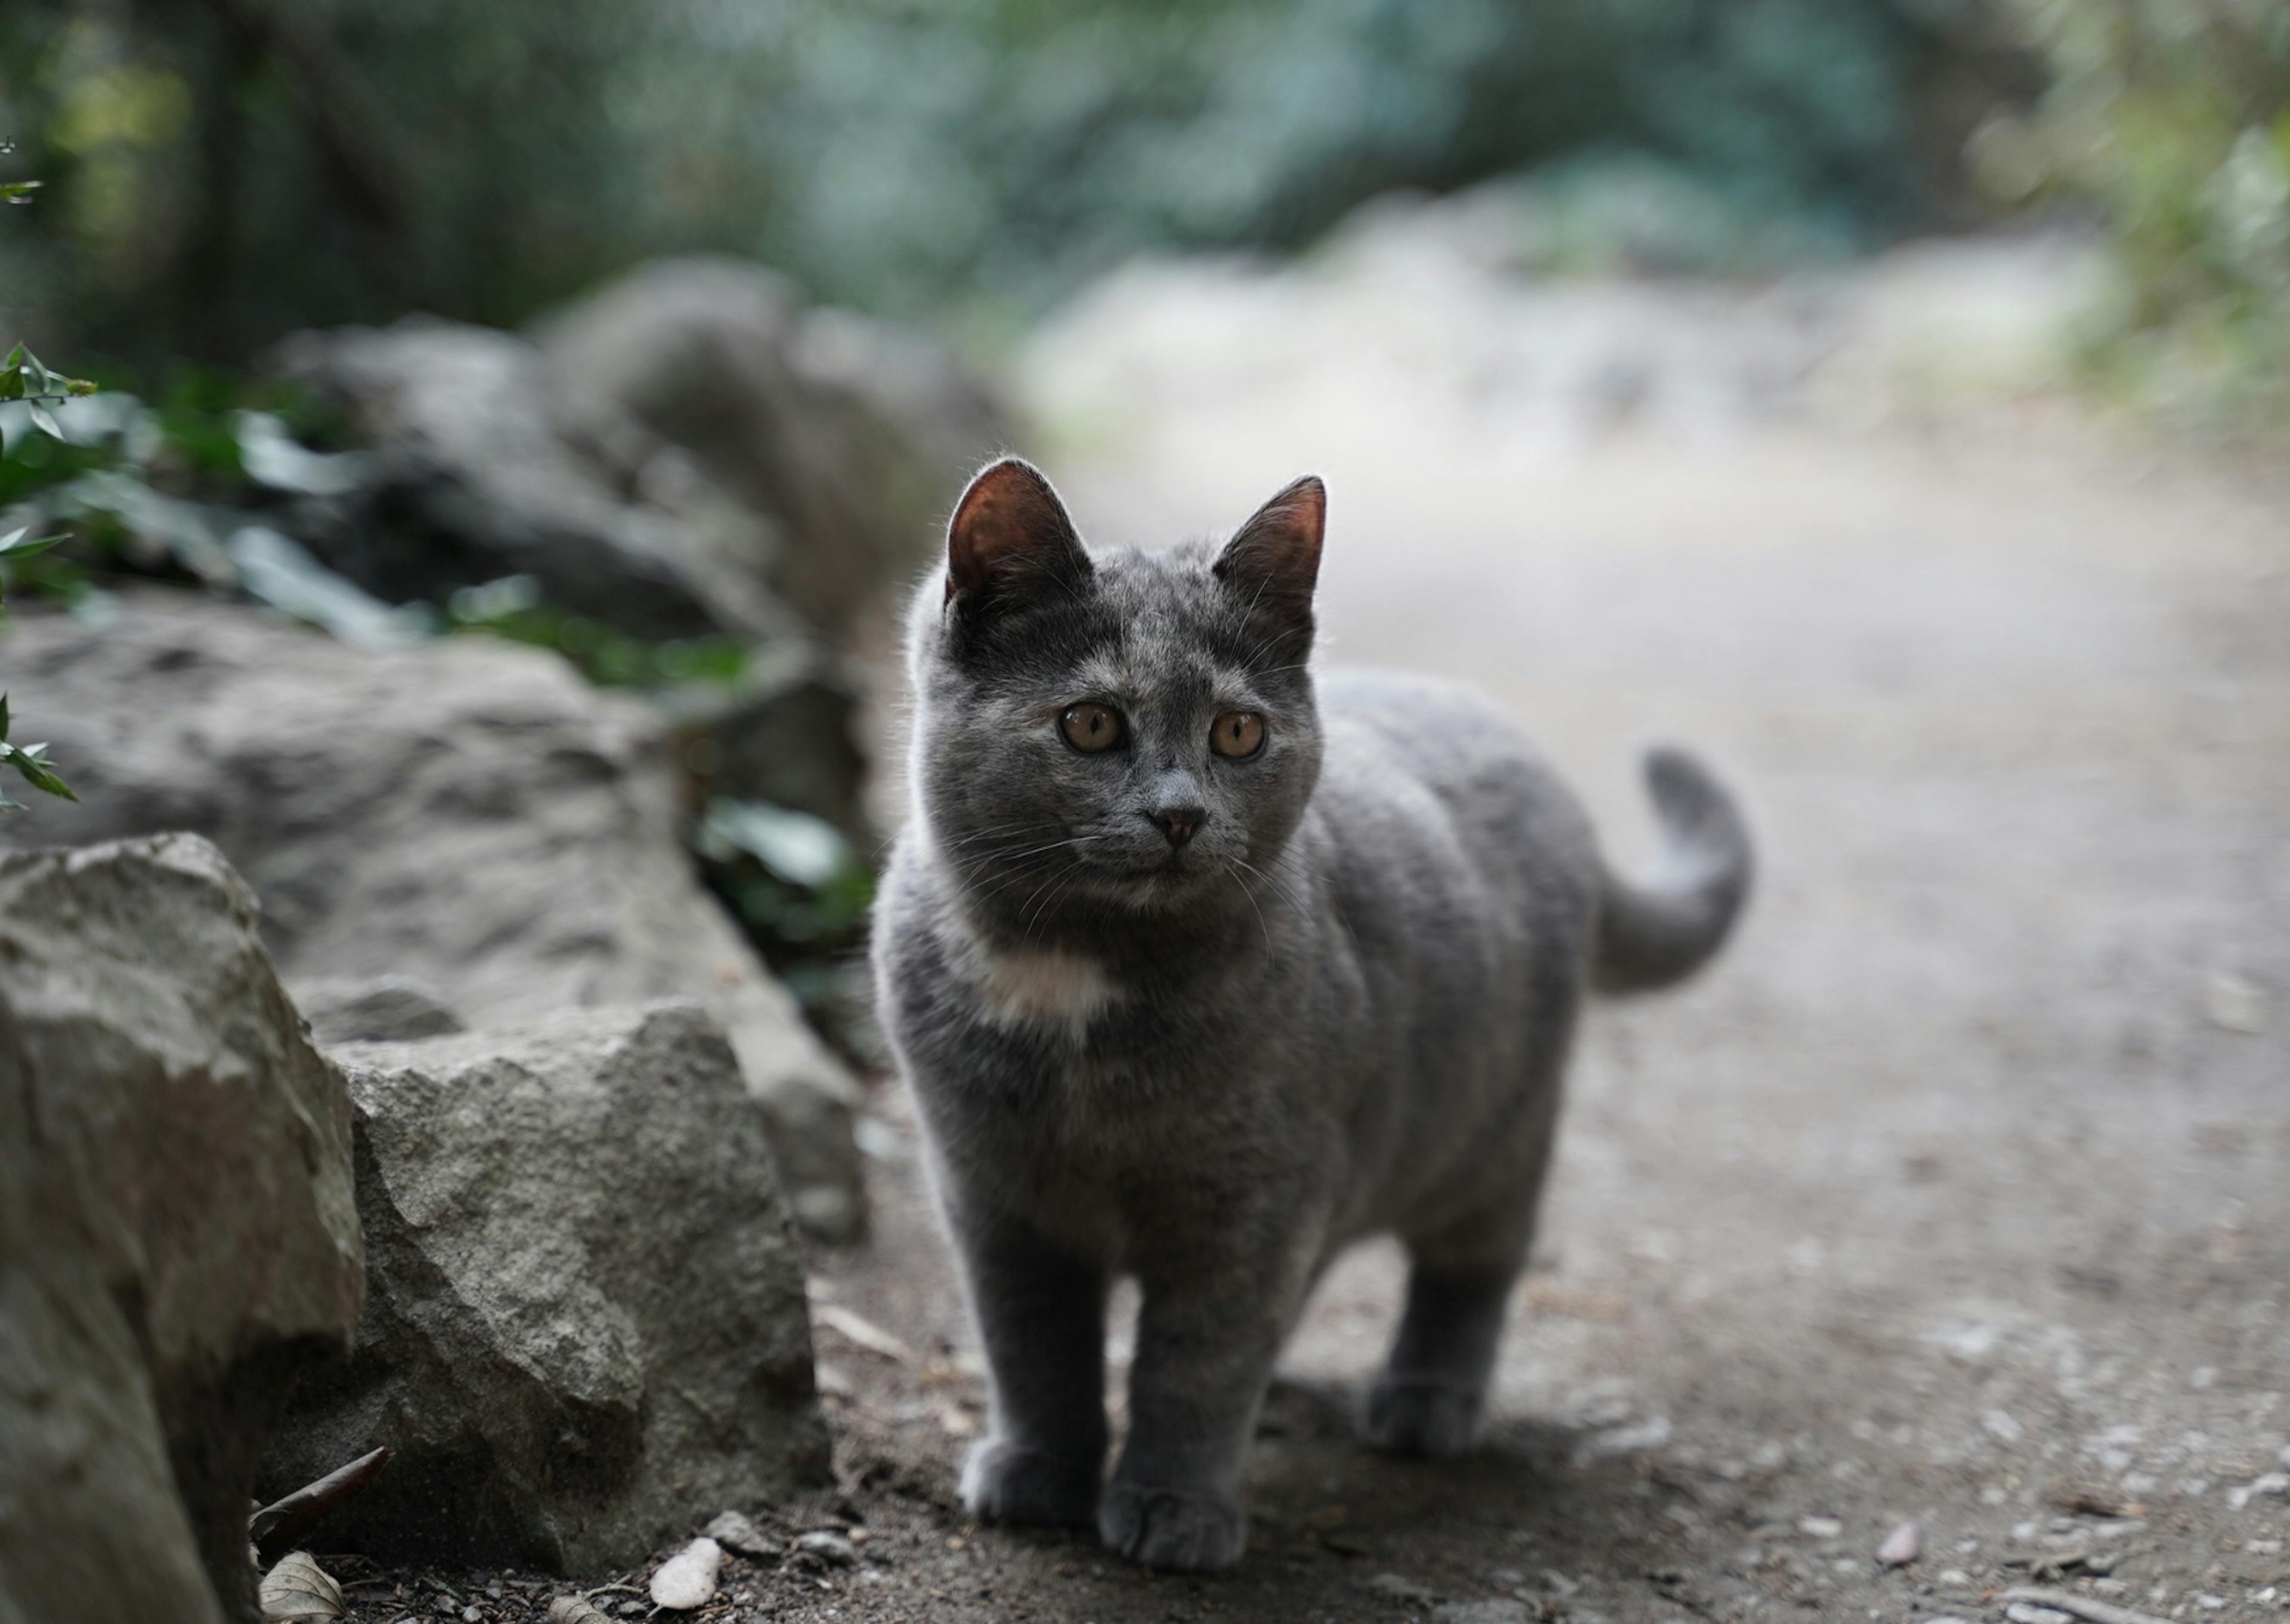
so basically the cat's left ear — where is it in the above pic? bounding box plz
[1214,475,1325,608]
[945,457,1092,608]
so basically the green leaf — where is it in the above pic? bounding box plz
[0,788,23,814]
[0,529,66,560]
[27,402,62,439]
[0,179,39,204]
[698,799,855,888]
[8,747,76,802]
[0,693,10,739]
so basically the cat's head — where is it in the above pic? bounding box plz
[906,457,1325,939]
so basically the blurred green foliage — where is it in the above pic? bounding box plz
[694,796,877,1042]
[1985,0,2290,435]
[443,575,751,690]
[1,0,2009,368]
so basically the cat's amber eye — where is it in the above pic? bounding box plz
[1210,711,1266,759]
[1059,702,1125,753]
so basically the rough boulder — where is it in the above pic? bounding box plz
[1,594,865,1236]
[0,834,363,1624]
[264,1003,830,1572]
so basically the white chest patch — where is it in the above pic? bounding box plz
[963,944,1122,1042]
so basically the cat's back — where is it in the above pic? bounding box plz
[1316,669,1589,848]
[1305,668,1601,956]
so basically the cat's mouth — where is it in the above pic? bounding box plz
[1084,848,1206,894]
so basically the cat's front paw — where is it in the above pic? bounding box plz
[1363,1374,1483,1456]
[960,1438,1101,1528]
[1098,1480,1245,1572]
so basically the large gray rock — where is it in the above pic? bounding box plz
[1,594,865,1238]
[536,258,1012,635]
[0,834,363,1624]
[264,1003,830,1572]
[270,317,801,643]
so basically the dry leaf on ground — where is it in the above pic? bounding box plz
[259,1551,345,1622]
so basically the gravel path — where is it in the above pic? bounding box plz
[810,234,2290,1624]
[349,234,2290,1624]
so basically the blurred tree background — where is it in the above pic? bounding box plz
[1,0,2028,373]
[1982,0,2290,437]
[2,0,2283,423]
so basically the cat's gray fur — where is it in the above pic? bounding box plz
[872,458,1751,1573]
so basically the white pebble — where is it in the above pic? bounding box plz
[1877,1521,1920,1567]
[649,1538,723,1611]
[1799,1515,1844,1539]
[797,1530,859,1566]
[2005,1606,2072,1624]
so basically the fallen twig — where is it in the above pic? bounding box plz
[812,1303,920,1364]
[249,1447,391,1564]
[1998,1585,2174,1624]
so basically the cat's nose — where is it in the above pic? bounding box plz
[1147,805,1206,847]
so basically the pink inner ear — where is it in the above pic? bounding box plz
[1220,475,1326,596]
[946,457,1083,601]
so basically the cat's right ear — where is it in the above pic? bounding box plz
[944,457,1092,609]
[1214,474,1325,608]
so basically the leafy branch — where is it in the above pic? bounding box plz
[2,342,97,439]
[0,334,85,813]
[0,693,77,811]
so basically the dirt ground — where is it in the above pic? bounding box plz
[346,233,2290,1623]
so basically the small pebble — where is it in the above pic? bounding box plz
[705,1509,784,1560]
[1430,1603,1534,1624]
[1364,1573,1438,1604]
[1798,1515,1843,1539]
[796,1530,858,1567]
[1877,1520,1920,1567]
[1936,1568,1972,1588]
[649,1536,723,1610]
[2005,1606,2072,1624]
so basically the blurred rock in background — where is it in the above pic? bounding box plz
[1,594,872,1239]
[536,258,1010,636]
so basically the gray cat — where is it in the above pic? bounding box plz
[871,458,1751,1573]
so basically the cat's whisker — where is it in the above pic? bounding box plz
[1229,853,1311,922]
[1223,859,1274,952]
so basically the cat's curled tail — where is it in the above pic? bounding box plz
[1590,746,1753,995]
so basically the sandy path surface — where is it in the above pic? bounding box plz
[799,233,2290,1624]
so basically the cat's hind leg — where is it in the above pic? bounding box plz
[1363,1260,1518,1456]
[953,1216,1110,1527]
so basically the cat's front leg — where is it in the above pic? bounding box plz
[1100,1234,1316,1572]
[951,1211,1110,1528]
